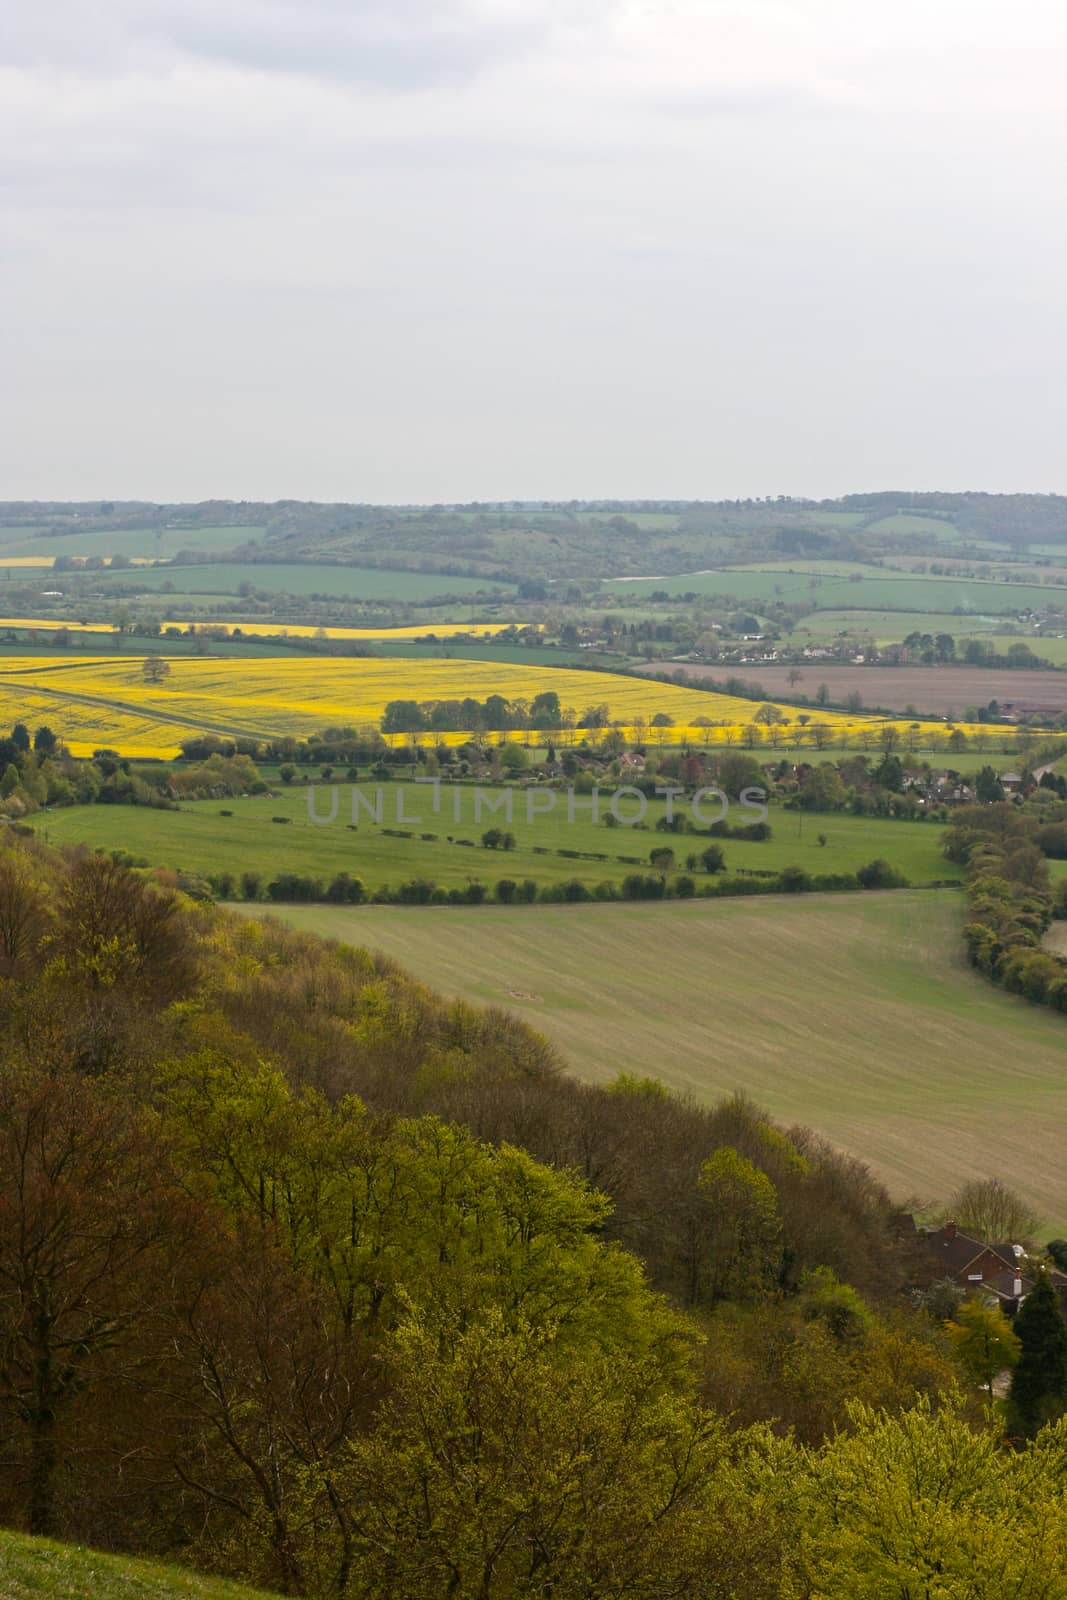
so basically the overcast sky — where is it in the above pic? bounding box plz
[2,0,1065,503]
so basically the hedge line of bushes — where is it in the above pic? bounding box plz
[201,857,913,908]
[950,804,1067,1011]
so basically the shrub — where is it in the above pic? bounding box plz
[700,844,726,875]
[325,872,366,904]
[856,858,909,890]
[621,873,666,901]
[267,872,324,902]
[396,878,435,905]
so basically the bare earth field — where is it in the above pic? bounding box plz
[239,891,1067,1232]
[639,663,1067,717]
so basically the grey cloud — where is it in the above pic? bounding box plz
[0,0,1063,500]
[3,0,552,86]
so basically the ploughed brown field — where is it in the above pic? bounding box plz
[638,663,1067,717]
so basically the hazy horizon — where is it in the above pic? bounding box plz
[3,489,1065,512]
[3,1,1065,503]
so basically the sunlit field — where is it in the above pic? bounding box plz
[0,617,536,641]
[2,651,1063,756]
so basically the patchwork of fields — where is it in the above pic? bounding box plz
[5,498,1067,1281]
[606,567,1067,613]
[2,653,1062,756]
[249,892,1067,1232]
[0,655,857,754]
[2,649,1043,755]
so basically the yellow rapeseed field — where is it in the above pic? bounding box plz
[165,620,537,641]
[0,617,117,633]
[0,617,534,640]
[0,653,1054,759]
[0,657,205,756]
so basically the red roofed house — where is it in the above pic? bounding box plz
[926,1220,1067,1315]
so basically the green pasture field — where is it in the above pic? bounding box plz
[364,641,592,666]
[750,744,1067,776]
[865,513,957,536]
[805,511,869,525]
[0,526,263,561]
[0,1530,280,1600]
[605,569,1067,613]
[792,610,1014,641]
[0,635,303,659]
[0,635,583,670]
[605,570,867,602]
[249,891,1067,1232]
[713,740,1038,767]
[29,783,964,894]
[980,633,1067,665]
[97,564,515,601]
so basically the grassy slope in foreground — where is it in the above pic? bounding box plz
[246,892,1067,1233]
[0,1531,279,1600]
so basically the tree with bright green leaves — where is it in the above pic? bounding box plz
[946,1299,1021,1393]
[0,763,19,799]
[1007,1271,1067,1438]
[149,1055,701,1589]
[320,1312,784,1600]
[800,762,845,811]
[159,1052,692,1359]
[797,1266,874,1347]
[789,1397,1067,1598]
[690,1146,780,1306]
